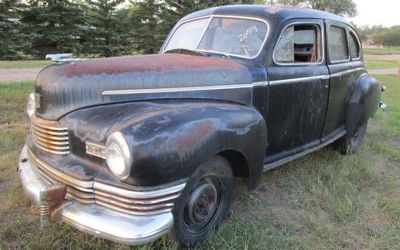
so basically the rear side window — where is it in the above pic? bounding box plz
[274,23,323,64]
[328,26,349,62]
[349,31,361,59]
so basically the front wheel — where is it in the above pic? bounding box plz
[335,121,368,154]
[170,156,234,247]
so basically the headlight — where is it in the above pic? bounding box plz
[105,132,132,180]
[26,93,36,117]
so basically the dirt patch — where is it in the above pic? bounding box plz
[0,68,41,82]
[365,54,400,61]
[368,68,399,75]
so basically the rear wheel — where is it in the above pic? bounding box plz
[335,121,368,154]
[170,156,233,247]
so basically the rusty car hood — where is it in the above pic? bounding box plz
[35,53,254,120]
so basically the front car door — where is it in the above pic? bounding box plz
[265,19,329,165]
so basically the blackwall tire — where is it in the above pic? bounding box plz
[335,121,368,154]
[169,155,234,247]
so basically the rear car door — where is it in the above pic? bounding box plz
[265,19,329,164]
[322,22,355,139]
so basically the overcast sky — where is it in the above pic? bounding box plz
[350,0,400,27]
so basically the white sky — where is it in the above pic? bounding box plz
[350,0,400,27]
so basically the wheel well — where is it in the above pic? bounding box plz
[218,150,249,178]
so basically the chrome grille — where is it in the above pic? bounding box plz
[31,115,70,155]
[28,148,185,215]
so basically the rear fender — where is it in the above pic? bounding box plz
[346,74,381,135]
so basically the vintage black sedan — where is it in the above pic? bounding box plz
[19,5,383,246]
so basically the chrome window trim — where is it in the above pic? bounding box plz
[348,29,362,61]
[161,14,271,60]
[272,21,325,66]
[328,25,351,64]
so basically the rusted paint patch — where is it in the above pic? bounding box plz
[173,120,214,154]
[57,54,246,77]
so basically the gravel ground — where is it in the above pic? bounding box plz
[364,54,400,61]
[0,68,41,82]
[368,68,399,75]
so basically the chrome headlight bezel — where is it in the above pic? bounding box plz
[26,92,36,117]
[105,132,132,180]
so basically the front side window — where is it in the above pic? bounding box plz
[349,31,361,59]
[328,26,349,62]
[274,23,323,64]
[164,16,269,58]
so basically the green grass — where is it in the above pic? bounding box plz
[364,47,400,55]
[365,60,399,70]
[0,75,399,249]
[0,60,51,69]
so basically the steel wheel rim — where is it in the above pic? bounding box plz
[184,177,222,235]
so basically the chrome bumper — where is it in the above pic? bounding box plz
[18,145,174,245]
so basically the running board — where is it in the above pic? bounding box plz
[263,130,346,172]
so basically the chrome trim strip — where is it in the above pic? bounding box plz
[93,181,186,200]
[330,67,366,78]
[162,14,271,60]
[28,148,93,189]
[103,67,366,95]
[102,83,254,96]
[270,75,330,85]
[263,130,346,172]
[272,21,326,66]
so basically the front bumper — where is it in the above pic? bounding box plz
[18,145,174,245]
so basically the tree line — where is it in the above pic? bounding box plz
[1,0,360,60]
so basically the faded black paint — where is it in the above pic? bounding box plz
[27,5,382,192]
[58,101,267,189]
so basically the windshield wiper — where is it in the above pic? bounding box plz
[164,48,206,56]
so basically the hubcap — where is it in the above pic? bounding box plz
[185,179,218,228]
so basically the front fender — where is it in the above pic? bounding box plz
[346,74,381,135]
[111,101,268,189]
[61,100,267,189]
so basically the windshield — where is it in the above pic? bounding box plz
[164,16,269,58]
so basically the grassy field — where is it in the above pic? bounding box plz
[0,60,51,69]
[364,47,400,55]
[365,60,399,70]
[0,75,399,249]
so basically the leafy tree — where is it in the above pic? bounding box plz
[277,0,357,17]
[20,0,87,58]
[0,0,27,59]
[128,0,164,54]
[84,0,133,57]
[373,26,400,47]
[129,0,258,54]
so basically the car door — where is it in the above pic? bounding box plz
[321,22,354,139]
[265,19,330,164]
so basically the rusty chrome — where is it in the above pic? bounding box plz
[18,145,174,244]
[85,141,106,159]
[31,115,70,155]
[26,146,186,216]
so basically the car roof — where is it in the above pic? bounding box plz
[181,4,353,27]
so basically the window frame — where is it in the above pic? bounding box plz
[327,24,351,64]
[272,21,325,66]
[161,15,271,60]
[348,29,362,61]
